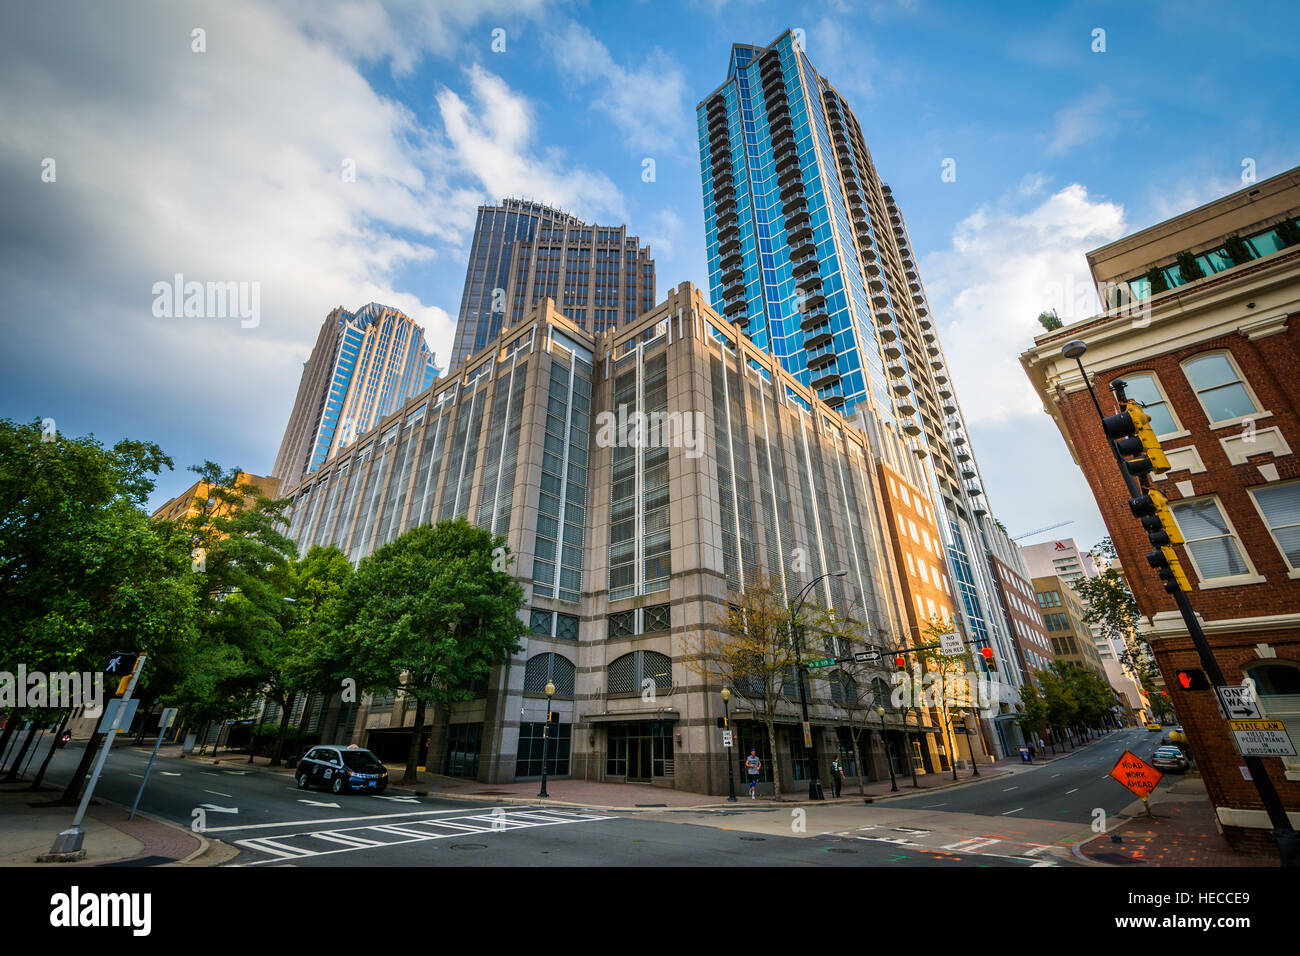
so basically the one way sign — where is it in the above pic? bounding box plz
[1215,684,1261,720]
[854,649,882,665]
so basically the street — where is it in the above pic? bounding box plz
[14,728,1168,867]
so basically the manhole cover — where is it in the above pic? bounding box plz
[451,843,487,851]
[739,836,766,842]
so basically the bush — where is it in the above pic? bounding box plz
[1175,250,1204,284]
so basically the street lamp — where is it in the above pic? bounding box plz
[875,703,898,793]
[790,568,848,801]
[721,687,737,802]
[538,680,556,799]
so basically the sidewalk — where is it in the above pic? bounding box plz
[0,780,225,867]
[1077,774,1276,867]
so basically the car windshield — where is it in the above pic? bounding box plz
[341,751,384,772]
[1155,748,1181,756]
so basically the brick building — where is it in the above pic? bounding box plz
[1021,166,1300,855]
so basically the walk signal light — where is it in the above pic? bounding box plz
[1176,668,1210,690]
[1147,545,1193,594]
[1104,401,1171,476]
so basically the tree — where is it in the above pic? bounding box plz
[818,606,890,799]
[1074,538,1162,708]
[911,616,977,778]
[0,418,198,797]
[1037,666,1077,750]
[1037,310,1063,332]
[336,520,526,784]
[1016,680,1049,754]
[689,574,808,800]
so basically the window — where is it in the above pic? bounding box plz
[1243,663,1300,779]
[1181,352,1260,425]
[516,721,571,778]
[607,650,673,696]
[1122,372,1180,436]
[828,669,858,706]
[1169,496,1252,581]
[523,653,575,697]
[607,610,636,640]
[1249,481,1300,572]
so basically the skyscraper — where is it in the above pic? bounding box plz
[273,302,438,487]
[448,199,655,370]
[698,30,1026,753]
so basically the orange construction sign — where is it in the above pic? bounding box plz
[1109,750,1164,798]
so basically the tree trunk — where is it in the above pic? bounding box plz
[0,711,23,771]
[271,691,296,767]
[765,720,781,800]
[4,720,40,782]
[29,711,71,789]
[58,729,104,804]
[402,697,428,785]
[850,727,866,798]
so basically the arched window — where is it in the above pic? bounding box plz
[829,669,859,706]
[1181,351,1261,425]
[607,650,673,696]
[1243,661,1300,778]
[523,652,575,698]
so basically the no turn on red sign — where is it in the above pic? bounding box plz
[1109,750,1164,798]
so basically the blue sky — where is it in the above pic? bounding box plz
[2,0,1297,552]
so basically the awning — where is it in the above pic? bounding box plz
[584,711,681,724]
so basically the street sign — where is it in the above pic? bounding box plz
[96,698,139,734]
[854,649,882,665]
[1228,720,1296,758]
[802,721,812,747]
[721,729,734,748]
[1109,749,1164,798]
[807,657,836,669]
[938,632,964,656]
[1215,684,1261,720]
[160,707,178,730]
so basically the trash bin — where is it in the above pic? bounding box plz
[1019,748,1032,763]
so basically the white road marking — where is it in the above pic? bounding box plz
[1066,788,1079,794]
[922,803,946,808]
[204,789,232,797]
[207,806,523,834]
[1002,787,1017,792]
[231,807,612,865]
[198,803,238,814]
[298,800,341,808]
[128,772,143,778]
[160,772,181,776]
[1001,807,1023,815]
[371,795,420,804]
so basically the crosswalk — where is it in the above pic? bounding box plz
[826,825,1068,866]
[232,807,612,865]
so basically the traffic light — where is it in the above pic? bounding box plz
[1175,668,1210,690]
[1103,400,1171,476]
[1147,545,1193,594]
[895,656,907,672]
[980,646,996,672]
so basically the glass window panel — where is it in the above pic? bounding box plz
[1171,498,1249,579]
[1123,373,1178,435]
[1183,353,1237,390]
[1198,383,1257,422]
[1253,482,1300,569]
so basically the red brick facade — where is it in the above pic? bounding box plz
[1054,321,1300,856]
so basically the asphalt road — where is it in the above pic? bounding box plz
[24,740,1033,867]
[879,727,1172,823]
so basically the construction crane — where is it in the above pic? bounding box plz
[1010,519,1075,541]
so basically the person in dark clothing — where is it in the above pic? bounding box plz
[830,756,844,797]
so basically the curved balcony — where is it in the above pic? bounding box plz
[879,327,897,343]
[930,359,944,371]
[864,262,882,278]
[801,326,833,350]
[791,253,819,278]
[786,220,814,243]
[901,419,922,437]
[892,381,912,397]
[874,307,893,325]
[870,293,890,310]
[883,344,902,360]
[938,385,952,400]
[961,468,976,480]
[800,290,826,311]
[721,277,746,301]
[776,154,801,180]
[811,367,841,390]
[942,402,956,416]
[715,197,737,219]
[805,342,837,369]
[867,278,885,293]
[780,181,806,204]
[721,264,744,286]
[896,401,917,416]
[723,296,748,318]
[719,238,742,261]
[718,222,740,245]
[787,234,816,258]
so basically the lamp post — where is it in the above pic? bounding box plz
[538,681,556,799]
[875,704,898,793]
[721,687,737,802]
[1063,339,1298,866]
[790,569,849,801]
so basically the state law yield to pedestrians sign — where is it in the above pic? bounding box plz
[1227,720,1296,758]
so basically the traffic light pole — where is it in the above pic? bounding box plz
[1069,350,1298,865]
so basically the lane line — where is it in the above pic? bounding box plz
[1001,808,1023,815]
[1066,788,1079,794]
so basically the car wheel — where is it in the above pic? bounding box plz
[331,774,346,795]
[375,783,387,794]
[296,772,311,790]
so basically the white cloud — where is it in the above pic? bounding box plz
[644,209,684,263]
[547,22,691,156]
[1046,86,1114,156]
[920,183,1127,424]
[0,0,623,495]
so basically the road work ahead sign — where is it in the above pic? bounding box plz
[1109,750,1164,798]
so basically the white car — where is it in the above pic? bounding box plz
[296,745,389,794]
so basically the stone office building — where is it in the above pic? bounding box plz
[282,283,954,795]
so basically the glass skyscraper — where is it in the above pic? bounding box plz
[449,199,656,371]
[273,302,439,487]
[699,31,1027,749]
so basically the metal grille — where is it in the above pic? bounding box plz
[608,653,637,694]
[644,603,671,633]
[555,613,579,641]
[607,610,635,640]
[606,650,674,696]
[529,609,552,636]
[523,652,575,697]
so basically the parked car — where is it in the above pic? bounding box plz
[295,744,389,794]
[1151,745,1189,774]
[1146,722,1162,731]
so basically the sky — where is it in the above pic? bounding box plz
[2,0,1298,553]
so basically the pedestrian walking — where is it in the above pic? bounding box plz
[745,749,761,798]
[830,755,844,798]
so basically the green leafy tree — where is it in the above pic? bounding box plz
[1037,666,1078,750]
[1074,539,1161,710]
[337,520,526,783]
[1037,310,1063,332]
[1016,680,1049,753]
